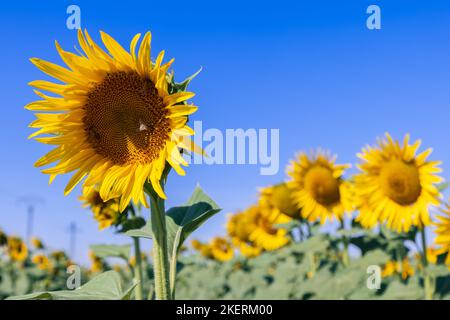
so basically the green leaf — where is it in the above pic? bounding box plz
[166,185,221,260]
[118,217,146,233]
[274,220,301,232]
[90,244,131,261]
[124,219,152,239]
[379,278,423,300]
[437,182,450,192]
[6,271,135,300]
[427,264,450,278]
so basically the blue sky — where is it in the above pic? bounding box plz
[0,1,449,264]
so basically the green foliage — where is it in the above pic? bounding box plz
[6,271,136,300]
[89,244,131,261]
[174,228,450,300]
[166,185,221,261]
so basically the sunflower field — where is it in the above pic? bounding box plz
[0,28,449,301]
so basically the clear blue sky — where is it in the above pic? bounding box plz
[1,1,449,264]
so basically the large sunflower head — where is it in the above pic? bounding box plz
[355,133,443,233]
[259,183,300,218]
[434,202,450,266]
[28,30,202,212]
[7,237,28,262]
[80,186,121,230]
[286,150,352,224]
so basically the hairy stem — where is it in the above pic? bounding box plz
[150,195,171,300]
[420,228,434,300]
[132,237,145,300]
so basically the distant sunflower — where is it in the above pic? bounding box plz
[27,30,202,212]
[80,186,120,230]
[129,252,147,267]
[0,230,7,246]
[434,202,450,266]
[7,237,28,262]
[355,134,442,233]
[209,237,234,262]
[287,150,352,224]
[259,183,300,218]
[88,251,104,273]
[247,205,291,251]
[31,237,44,249]
[226,210,267,257]
[191,239,214,259]
[382,258,415,280]
[32,254,52,271]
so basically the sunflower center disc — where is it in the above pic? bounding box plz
[304,165,341,206]
[83,71,170,165]
[380,159,421,205]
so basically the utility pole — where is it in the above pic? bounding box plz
[17,196,44,245]
[67,221,81,258]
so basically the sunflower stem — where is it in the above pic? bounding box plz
[420,228,434,300]
[340,220,349,266]
[132,237,145,300]
[150,194,171,300]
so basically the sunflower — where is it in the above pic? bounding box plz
[209,237,234,262]
[27,30,202,212]
[7,237,28,262]
[31,237,44,249]
[80,186,120,230]
[382,258,415,280]
[247,205,291,251]
[88,251,105,273]
[191,239,214,260]
[32,254,53,271]
[129,252,147,267]
[50,250,67,262]
[287,150,352,224]
[434,202,450,266]
[226,210,262,257]
[259,183,300,218]
[0,230,7,246]
[355,134,443,233]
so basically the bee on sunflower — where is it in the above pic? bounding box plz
[286,150,353,224]
[355,133,443,233]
